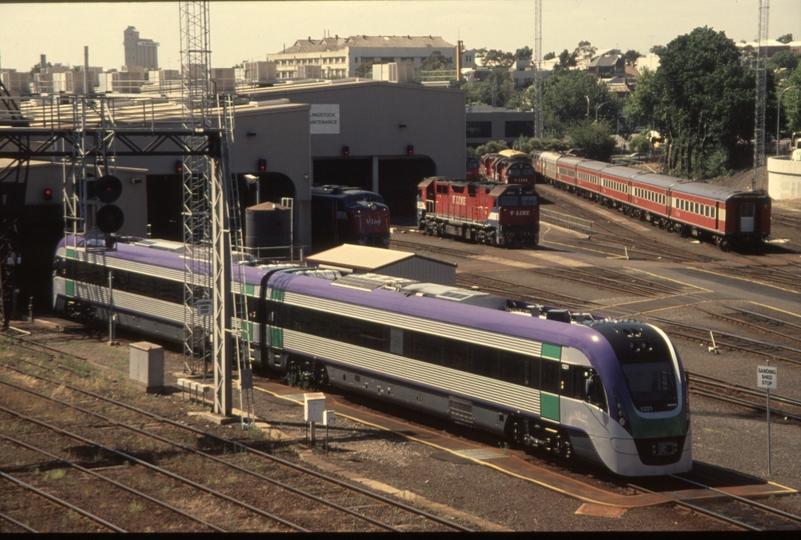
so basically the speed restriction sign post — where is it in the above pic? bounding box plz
[757,362,778,474]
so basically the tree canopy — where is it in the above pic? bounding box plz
[626,26,756,179]
[781,68,801,136]
[532,69,621,138]
[420,51,452,71]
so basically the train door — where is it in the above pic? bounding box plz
[739,203,755,233]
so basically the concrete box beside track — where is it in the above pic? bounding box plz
[129,341,164,393]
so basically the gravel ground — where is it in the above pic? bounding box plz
[3,165,800,530]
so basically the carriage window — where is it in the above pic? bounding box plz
[742,203,755,218]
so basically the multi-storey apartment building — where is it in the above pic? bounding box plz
[266,35,456,79]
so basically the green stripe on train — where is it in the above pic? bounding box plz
[540,392,559,421]
[541,343,561,360]
[270,326,283,348]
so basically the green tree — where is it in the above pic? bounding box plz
[556,49,575,70]
[356,61,375,78]
[631,27,756,179]
[569,121,616,161]
[464,67,515,107]
[533,69,619,137]
[475,140,509,156]
[769,50,799,72]
[623,50,642,65]
[782,68,801,135]
[629,134,651,155]
[483,49,516,68]
[776,33,794,44]
[543,51,556,61]
[515,46,533,61]
[420,51,452,71]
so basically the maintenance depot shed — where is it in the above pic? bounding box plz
[306,244,456,286]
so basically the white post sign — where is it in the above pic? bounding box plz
[310,104,340,134]
[757,364,777,474]
[757,365,777,389]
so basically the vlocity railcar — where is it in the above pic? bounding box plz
[536,151,771,250]
[417,177,539,248]
[52,235,691,477]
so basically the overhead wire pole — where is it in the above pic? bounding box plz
[534,0,544,139]
[753,0,769,169]
[179,0,232,416]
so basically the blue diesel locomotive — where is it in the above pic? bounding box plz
[53,235,691,476]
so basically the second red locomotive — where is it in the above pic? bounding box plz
[479,149,537,186]
[417,177,539,248]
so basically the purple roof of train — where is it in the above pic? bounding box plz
[57,235,622,364]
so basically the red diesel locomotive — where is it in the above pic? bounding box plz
[417,177,539,248]
[535,151,771,250]
[479,150,537,186]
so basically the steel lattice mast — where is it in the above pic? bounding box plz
[534,0,544,139]
[179,1,232,415]
[753,0,769,168]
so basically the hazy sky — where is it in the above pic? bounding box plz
[1,1,799,71]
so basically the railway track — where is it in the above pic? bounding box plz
[630,473,801,531]
[389,237,481,259]
[0,347,474,533]
[456,273,597,311]
[538,185,721,263]
[688,372,801,423]
[651,316,801,367]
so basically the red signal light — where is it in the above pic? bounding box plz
[407,145,414,155]
[342,145,350,157]
[257,158,267,172]
[43,188,53,201]
[175,160,184,174]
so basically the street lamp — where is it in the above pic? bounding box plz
[776,85,799,156]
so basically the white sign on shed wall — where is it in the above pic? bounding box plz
[310,104,340,134]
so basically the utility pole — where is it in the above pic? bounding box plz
[753,0,769,168]
[533,0,544,139]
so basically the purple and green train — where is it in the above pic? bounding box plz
[53,235,691,476]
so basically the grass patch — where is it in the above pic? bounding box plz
[45,468,67,481]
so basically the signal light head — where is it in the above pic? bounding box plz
[43,188,53,201]
[342,145,350,157]
[407,145,414,155]
[175,160,184,174]
[257,158,267,172]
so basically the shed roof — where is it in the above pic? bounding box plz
[306,243,454,272]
